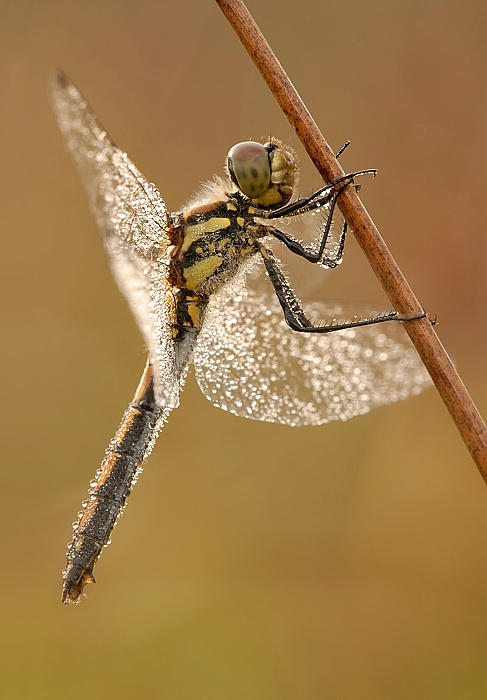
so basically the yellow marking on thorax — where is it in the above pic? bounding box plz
[226,202,237,211]
[181,217,231,254]
[183,255,224,290]
[236,216,245,227]
[240,245,255,256]
[217,237,231,250]
[187,302,201,326]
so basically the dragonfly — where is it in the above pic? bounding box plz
[49,71,430,604]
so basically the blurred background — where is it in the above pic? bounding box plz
[2,0,487,698]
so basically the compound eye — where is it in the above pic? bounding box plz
[227,141,271,199]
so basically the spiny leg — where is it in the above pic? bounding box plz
[335,140,351,159]
[268,182,356,268]
[259,169,376,220]
[259,245,425,334]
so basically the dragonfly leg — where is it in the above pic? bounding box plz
[259,245,426,333]
[335,140,351,159]
[261,169,376,219]
[268,182,354,267]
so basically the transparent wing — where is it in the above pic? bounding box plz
[194,278,431,426]
[49,71,179,406]
[108,251,179,407]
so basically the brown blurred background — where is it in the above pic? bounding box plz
[2,1,487,698]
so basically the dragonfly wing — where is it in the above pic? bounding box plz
[49,70,171,258]
[194,278,431,426]
[108,250,179,407]
[49,71,179,407]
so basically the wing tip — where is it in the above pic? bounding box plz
[48,68,70,92]
[48,70,77,113]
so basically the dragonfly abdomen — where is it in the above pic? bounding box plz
[62,362,162,603]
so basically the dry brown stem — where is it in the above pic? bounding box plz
[215,0,487,482]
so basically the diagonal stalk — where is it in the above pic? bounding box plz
[215,0,487,482]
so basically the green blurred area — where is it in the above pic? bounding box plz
[2,0,487,698]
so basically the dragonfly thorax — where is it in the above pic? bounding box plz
[168,139,297,328]
[173,197,261,297]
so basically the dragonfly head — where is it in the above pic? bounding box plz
[227,139,297,210]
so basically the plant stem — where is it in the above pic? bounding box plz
[215,0,487,482]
